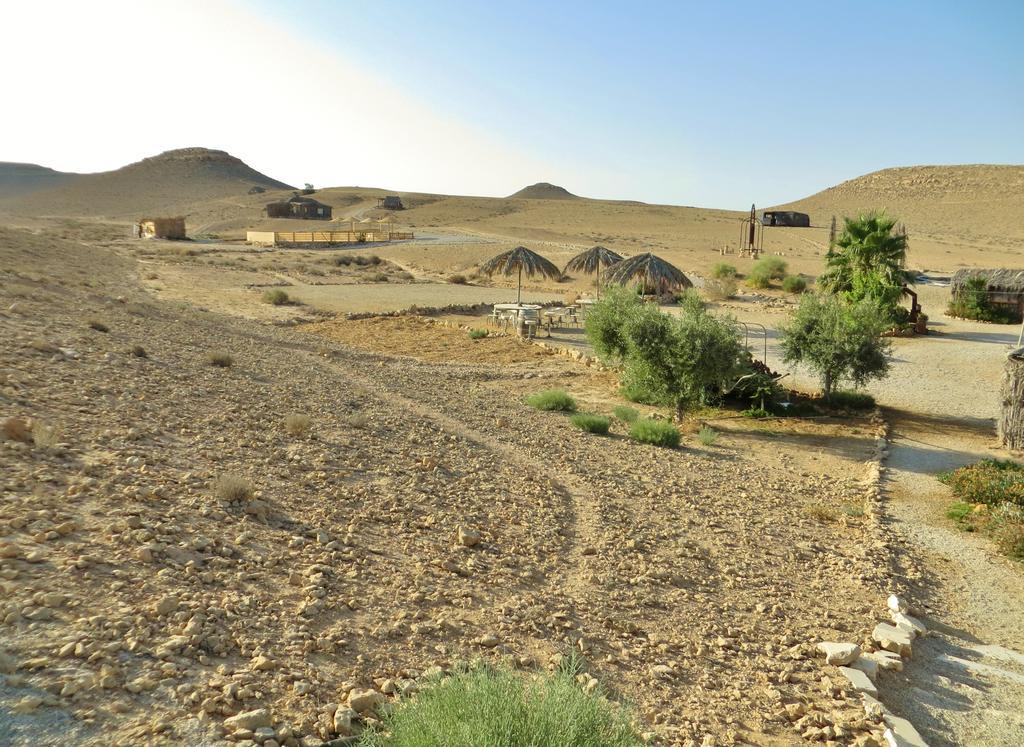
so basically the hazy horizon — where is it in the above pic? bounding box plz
[3,0,1022,209]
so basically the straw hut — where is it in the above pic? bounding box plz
[479,246,561,304]
[132,217,186,240]
[564,245,623,298]
[951,269,1024,316]
[603,252,692,295]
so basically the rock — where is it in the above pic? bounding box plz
[890,612,927,637]
[849,655,880,680]
[863,650,903,672]
[13,695,43,713]
[457,526,481,547]
[816,641,860,666]
[861,693,886,720]
[476,634,500,648]
[154,595,179,616]
[872,624,912,657]
[838,666,879,698]
[0,651,17,674]
[251,655,276,672]
[784,702,806,721]
[886,595,908,614]
[883,714,928,747]
[347,688,383,714]
[0,542,23,559]
[224,708,272,731]
[332,706,357,735]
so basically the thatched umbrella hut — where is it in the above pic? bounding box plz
[951,269,1024,318]
[479,246,562,304]
[603,252,692,295]
[1000,347,1024,450]
[563,245,624,298]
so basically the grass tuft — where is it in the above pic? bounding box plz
[262,289,291,306]
[214,474,254,503]
[360,662,642,747]
[448,274,468,284]
[206,352,234,368]
[629,418,680,448]
[129,345,148,358]
[284,414,312,437]
[828,390,875,410]
[696,425,718,446]
[613,405,640,423]
[31,422,63,449]
[782,275,808,293]
[570,413,611,434]
[468,328,489,340]
[711,262,737,279]
[527,390,577,412]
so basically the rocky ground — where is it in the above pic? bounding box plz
[2,225,898,746]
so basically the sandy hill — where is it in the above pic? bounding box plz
[508,182,580,200]
[0,162,80,199]
[775,165,1024,259]
[0,147,294,220]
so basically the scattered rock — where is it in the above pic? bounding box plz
[224,708,272,731]
[457,525,481,547]
[347,688,383,714]
[817,641,860,666]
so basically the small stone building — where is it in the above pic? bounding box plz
[132,217,186,240]
[760,210,811,227]
[265,195,332,220]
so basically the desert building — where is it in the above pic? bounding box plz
[377,195,404,210]
[132,217,186,239]
[760,210,811,227]
[951,268,1024,316]
[265,195,332,220]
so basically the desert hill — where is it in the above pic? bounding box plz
[0,162,80,199]
[508,182,580,200]
[0,147,294,220]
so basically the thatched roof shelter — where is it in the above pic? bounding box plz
[564,246,624,298]
[951,268,1024,298]
[479,246,562,303]
[603,252,692,294]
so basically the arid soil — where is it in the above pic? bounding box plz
[1,225,896,746]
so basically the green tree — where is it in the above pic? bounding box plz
[780,293,891,399]
[819,211,912,310]
[583,286,644,361]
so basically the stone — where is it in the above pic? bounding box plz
[784,702,806,721]
[224,708,272,731]
[872,624,912,657]
[476,633,499,648]
[457,526,481,547]
[154,595,180,616]
[861,693,886,720]
[0,651,17,674]
[849,656,879,680]
[332,706,357,735]
[838,666,879,697]
[251,655,276,672]
[816,641,860,666]
[890,612,927,637]
[886,595,908,614]
[13,695,43,713]
[883,714,928,747]
[347,688,383,714]
[863,650,903,672]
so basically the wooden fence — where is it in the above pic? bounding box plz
[246,229,414,247]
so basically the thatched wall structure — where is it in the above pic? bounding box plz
[132,217,186,240]
[950,268,1024,313]
[1000,347,1024,450]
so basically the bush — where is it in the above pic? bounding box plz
[702,277,738,301]
[214,474,253,502]
[31,422,62,449]
[711,263,737,279]
[527,390,577,412]
[629,418,680,448]
[938,459,1024,508]
[448,274,468,284]
[207,352,234,368]
[570,413,611,434]
[828,390,876,410]
[360,662,642,747]
[782,275,807,293]
[613,405,640,423]
[947,276,1019,323]
[262,289,290,305]
[745,266,772,289]
[129,345,148,358]
[584,286,644,362]
[780,293,890,399]
[696,426,718,446]
[284,414,312,436]
[88,319,109,332]
[756,256,788,279]
[468,328,488,340]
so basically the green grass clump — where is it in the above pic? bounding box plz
[946,501,973,523]
[613,405,640,423]
[527,390,577,412]
[938,459,1024,508]
[755,256,788,279]
[711,263,737,279]
[828,390,876,410]
[696,425,718,446]
[262,288,290,305]
[745,266,772,289]
[468,328,489,340]
[781,275,807,293]
[570,413,611,434]
[360,663,642,747]
[629,418,680,448]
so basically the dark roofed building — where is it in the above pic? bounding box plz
[760,210,810,228]
[265,194,332,220]
[377,195,404,210]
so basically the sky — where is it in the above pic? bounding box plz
[2,0,1022,208]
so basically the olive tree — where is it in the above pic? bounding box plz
[780,293,890,399]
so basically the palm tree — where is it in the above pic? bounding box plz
[563,246,624,298]
[603,252,692,295]
[819,211,913,294]
[479,246,562,303]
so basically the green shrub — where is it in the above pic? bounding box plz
[360,662,642,747]
[527,390,577,412]
[262,289,290,305]
[828,390,876,410]
[629,418,680,448]
[711,263,737,279]
[696,426,718,446]
[613,405,640,423]
[468,328,488,340]
[570,413,611,434]
[702,277,738,301]
[946,501,973,523]
[782,275,807,293]
[756,256,788,279]
[745,266,772,289]
[938,459,1024,508]
[743,406,771,419]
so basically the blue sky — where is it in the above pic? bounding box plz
[252,0,1023,207]
[4,1,1021,208]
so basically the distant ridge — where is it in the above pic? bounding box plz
[0,162,80,199]
[508,182,580,200]
[0,147,295,219]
